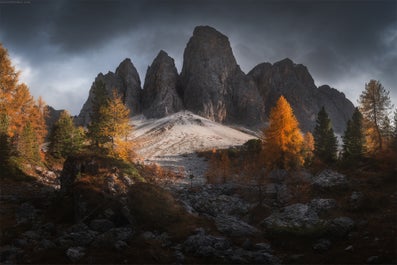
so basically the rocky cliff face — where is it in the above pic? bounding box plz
[76,59,141,125]
[142,50,183,118]
[179,26,264,127]
[76,25,354,133]
[248,59,354,133]
[316,85,355,134]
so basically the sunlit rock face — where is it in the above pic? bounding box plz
[248,59,354,133]
[142,50,183,118]
[179,26,265,127]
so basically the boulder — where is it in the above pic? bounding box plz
[66,247,85,262]
[311,169,348,189]
[312,239,331,252]
[215,214,259,237]
[89,219,115,233]
[327,217,355,237]
[92,227,134,248]
[309,198,337,214]
[262,203,325,235]
[183,228,230,257]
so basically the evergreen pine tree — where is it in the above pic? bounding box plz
[313,107,338,163]
[17,122,40,162]
[87,80,108,147]
[342,107,366,161]
[49,110,85,158]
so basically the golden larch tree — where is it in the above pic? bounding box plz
[302,131,315,166]
[0,43,47,162]
[99,89,135,161]
[263,96,304,170]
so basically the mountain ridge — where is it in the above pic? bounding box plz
[76,25,354,134]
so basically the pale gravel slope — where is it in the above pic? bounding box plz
[131,111,257,184]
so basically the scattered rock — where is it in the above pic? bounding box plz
[215,214,259,237]
[310,198,337,214]
[328,217,355,237]
[183,228,230,257]
[242,239,253,250]
[13,238,28,247]
[174,249,185,263]
[0,245,23,264]
[89,219,115,233]
[265,183,292,205]
[39,239,56,250]
[23,230,41,240]
[262,203,324,235]
[311,170,348,189]
[344,245,353,251]
[142,231,156,240]
[114,240,128,250]
[66,246,85,262]
[349,191,364,210]
[254,242,272,252]
[92,227,134,248]
[367,256,379,264]
[289,254,305,262]
[16,203,38,224]
[177,185,251,218]
[312,239,331,252]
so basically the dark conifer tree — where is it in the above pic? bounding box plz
[342,107,366,161]
[313,107,338,163]
[49,110,85,158]
[87,80,108,147]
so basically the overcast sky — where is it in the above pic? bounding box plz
[0,0,396,115]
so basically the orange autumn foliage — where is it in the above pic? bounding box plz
[263,96,304,170]
[0,43,47,161]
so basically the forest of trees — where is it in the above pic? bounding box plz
[0,44,135,176]
[0,44,47,173]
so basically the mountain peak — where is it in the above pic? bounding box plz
[142,52,182,118]
[276,58,294,66]
[193,25,225,38]
[180,25,264,126]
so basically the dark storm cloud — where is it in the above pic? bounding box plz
[0,0,396,114]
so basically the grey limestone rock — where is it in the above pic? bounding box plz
[89,219,115,233]
[77,58,141,126]
[248,59,354,133]
[311,169,349,189]
[142,50,183,118]
[180,26,265,127]
[215,214,259,237]
[262,203,324,235]
[66,246,85,262]
[309,198,337,214]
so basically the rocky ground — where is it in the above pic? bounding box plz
[0,156,396,264]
